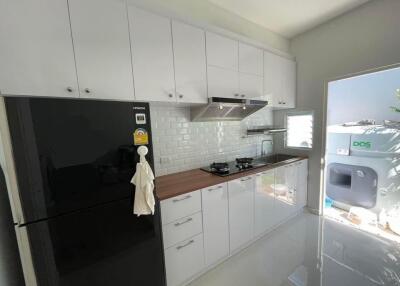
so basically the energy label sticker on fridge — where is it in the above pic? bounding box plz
[133,128,148,145]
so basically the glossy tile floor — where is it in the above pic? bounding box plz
[189,212,400,286]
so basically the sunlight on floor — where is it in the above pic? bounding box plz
[188,212,400,286]
[324,206,400,244]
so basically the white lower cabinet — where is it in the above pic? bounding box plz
[164,233,204,286]
[295,159,308,210]
[161,160,308,286]
[274,165,294,223]
[228,175,255,252]
[285,163,298,215]
[162,212,203,249]
[202,183,229,267]
[160,190,201,225]
[274,160,308,224]
[254,170,276,237]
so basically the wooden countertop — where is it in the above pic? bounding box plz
[155,156,307,200]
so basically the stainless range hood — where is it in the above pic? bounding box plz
[190,97,268,122]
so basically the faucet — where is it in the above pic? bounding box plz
[261,139,273,157]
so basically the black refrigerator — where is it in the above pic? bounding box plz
[4,98,166,286]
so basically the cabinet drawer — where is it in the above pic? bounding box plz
[165,233,204,286]
[161,190,201,224]
[162,212,203,249]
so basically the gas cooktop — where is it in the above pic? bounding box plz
[200,154,299,177]
[201,157,258,177]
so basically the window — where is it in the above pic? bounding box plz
[285,111,313,149]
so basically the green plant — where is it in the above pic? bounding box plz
[390,89,400,113]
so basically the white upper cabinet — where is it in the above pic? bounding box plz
[239,43,263,76]
[263,51,281,106]
[280,56,296,108]
[238,43,263,99]
[228,176,255,252]
[264,51,296,108]
[239,73,263,99]
[128,6,176,102]
[172,21,207,104]
[206,32,238,71]
[0,0,78,98]
[69,0,134,100]
[207,66,239,98]
[206,34,266,100]
[0,1,296,106]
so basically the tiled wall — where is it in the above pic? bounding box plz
[150,104,274,176]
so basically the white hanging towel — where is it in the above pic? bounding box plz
[131,146,155,216]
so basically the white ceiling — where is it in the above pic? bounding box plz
[207,0,370,38]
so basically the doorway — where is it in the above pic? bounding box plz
[322,65,400,242]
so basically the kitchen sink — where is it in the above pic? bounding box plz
[253,154,298,166]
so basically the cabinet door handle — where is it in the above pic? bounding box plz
[172,195,192,203]
[174,217,193,227]
[179,94,183,99]
[176,239,194,250]
[66,87,73,93]
[84,88,91,94]
[240,177,252,182]
[208,185,223,192]
[234,93,239,97]
[241,94,245,98]
[168,93,174,98]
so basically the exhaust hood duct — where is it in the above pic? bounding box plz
[190,97,268,122]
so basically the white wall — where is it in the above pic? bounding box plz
[274,0,400,212]
[150,105,273,176]
[128,0,290,53]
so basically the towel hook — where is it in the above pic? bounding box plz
[137,145,148,157]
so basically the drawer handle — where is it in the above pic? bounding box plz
[240,177,252,182]
[176,239,194,250]
[208,185,223,192]
[172,195,192,203]
[174,217,193,227]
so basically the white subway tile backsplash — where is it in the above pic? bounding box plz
[150,104,273,176]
